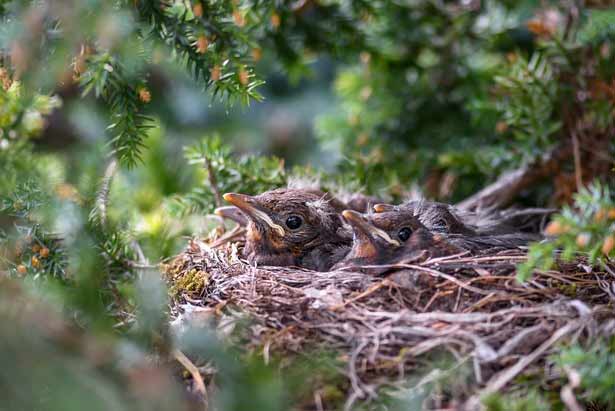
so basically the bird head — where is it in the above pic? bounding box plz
[223,189,348,268]
[337,209,461,271]
[374,201,475,235]
[369,208,466,260]
[336,210,409,268]
[366,210,429,245]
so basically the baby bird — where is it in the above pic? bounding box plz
[373,200,547,238]
[223,188,351,271]
[216,192,381,227]
[373,201,476,235]
[333,210,462,272]
[372,205,539,250]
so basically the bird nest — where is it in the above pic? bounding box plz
[165,230,615,410]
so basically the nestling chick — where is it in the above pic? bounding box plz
[342,193,384,214]
[374,200,552,237]
[216,192,380,227]
[373,200,476,235]
[372,205,539,250]
[223,189,351,271]
[468,207,556,234]
[333,210,462,273]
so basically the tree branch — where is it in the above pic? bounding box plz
[456,144,572,211]
[204,157,223,208]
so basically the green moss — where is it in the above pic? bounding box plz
[168,268,209,300]
[558,283,578,297]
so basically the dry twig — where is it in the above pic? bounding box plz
[173,348,208,410]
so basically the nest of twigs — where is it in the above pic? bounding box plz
[165,227,615,410]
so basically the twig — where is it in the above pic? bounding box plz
[204,156,223,208]
[330,280,390,311]
[422,290,454,312]
[173,349,208,410]
[474,321,579,396]
[95,157,118,227]
[210,225,246,248]
[314,390,324,411]
[561,366,583,411]
[441,255,528,264]
[563,0,582,42]
[345,339,370,411]
[127,261,158,269]
[457,144,572,211]
[389,264,501,296]
[571,130,583,190]
[130,240,148,265]
[263,326,295,365]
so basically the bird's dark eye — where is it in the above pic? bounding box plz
[285,215,303,230]
[398,227,412,242]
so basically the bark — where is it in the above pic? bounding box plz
[457,144,572,211]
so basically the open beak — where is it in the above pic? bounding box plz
[373,203,396,213]
[214,206,248,226]
[342,210,400,247]
[223,193,285,236]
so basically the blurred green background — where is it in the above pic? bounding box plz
[1,1,614,410]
